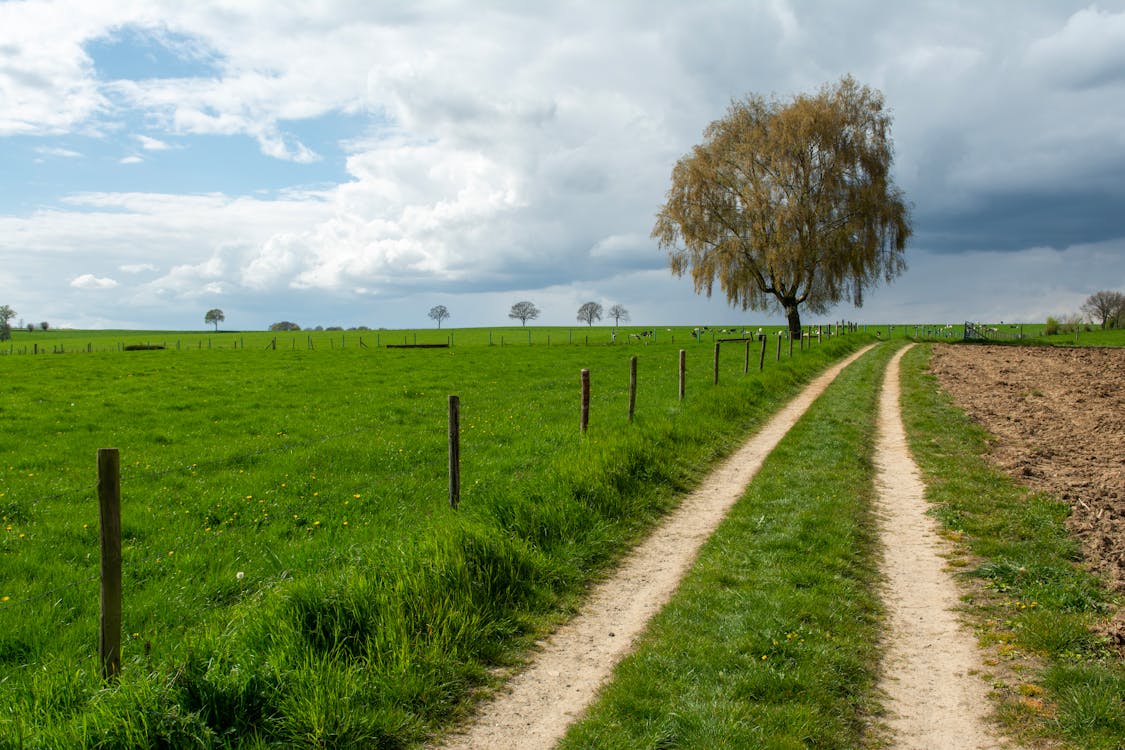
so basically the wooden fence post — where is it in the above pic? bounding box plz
[678,349,686,401]
[789,332,794,357]
[97,448,122,682]
[759,335,767,371]
[580,369,590,434]
[713,343,720,385]
[448,396,460,509]
[743,339,751,374]
[628,356,638,423]
[776,332,782,361]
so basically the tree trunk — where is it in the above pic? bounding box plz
[784,302,802,341]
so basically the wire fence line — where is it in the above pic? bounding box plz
[0,574,100,613]
[2,331,859,676]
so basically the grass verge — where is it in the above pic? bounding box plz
[558,342,897,749]
[898,344,1125,749]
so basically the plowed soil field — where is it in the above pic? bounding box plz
[930,343,1125,644]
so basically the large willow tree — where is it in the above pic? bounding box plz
[653,76,911,337]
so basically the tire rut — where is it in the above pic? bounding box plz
[436,344,877,750]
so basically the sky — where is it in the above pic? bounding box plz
[2,1,1124,331]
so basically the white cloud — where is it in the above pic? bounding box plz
[70,273,118,289]
[1,2,1124,330]
[120,263,158,273]
[135,134,171,150]
[1026,6,1125,88]
[35,146,83,158]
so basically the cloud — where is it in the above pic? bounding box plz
[1026,6,1125,89]
[136,134,171,150]
[70,273,118,289]
[2,1,1124,330]
[0,2,109,136]
[35,146,83,158]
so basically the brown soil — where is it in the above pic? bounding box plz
[929,344,1125,643]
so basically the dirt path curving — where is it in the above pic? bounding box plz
[874,345,1006,749]
[436,344,878,750]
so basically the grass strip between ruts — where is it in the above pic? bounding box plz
[898,345,1125,750]
[559,342,897,749]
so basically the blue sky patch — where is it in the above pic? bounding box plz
[86,25,224,82]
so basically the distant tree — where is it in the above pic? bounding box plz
[608,304,630,326]
[26,323,35,333]
[428,305,451,328]
[0,304,13,342]
[204,308,225,331]
[577,301,603,326]
[39,321,49,331]
[1080,290,1125,330]
[508,300,540,326]
[653,76,911,340]
[269,321,301,331]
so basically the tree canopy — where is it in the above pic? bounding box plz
[508,301,540,326]
[428,305,450,328]
[577,301,602,326]
[608,304,630,326]
[204,308,225,331]
[1080,290,1125,329]
[653,75,911,337]
[0,304,14,342]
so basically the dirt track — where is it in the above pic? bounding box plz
[875,346,1004,749]
[436,345,877,749]
[930,344,1125,643]
[438,343,1012,749]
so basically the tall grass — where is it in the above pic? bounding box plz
[0,329,868,747]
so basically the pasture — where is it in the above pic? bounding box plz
[0,325,867,747]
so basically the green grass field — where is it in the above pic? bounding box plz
[2,325,1120,747]
[0,325,867,747]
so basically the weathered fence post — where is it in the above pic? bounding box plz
[448,396,460,509]
[580,369,590,434]
[759,335,767,371]
[713,343,720,385]
[678,349,686,401]
[776,332,782,361]
[743,339,751,374]
[628,356,638,423]
[789,332,794,357]
[97,448,122,682]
